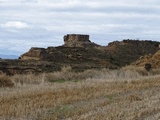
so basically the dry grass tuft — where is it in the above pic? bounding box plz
[44,66,145,83]
[127,94,142,102]
[0,73,14,87]
[11,73,45,86]
[45,66,75,82]
[11,66,160,85]
[122,66,149,76]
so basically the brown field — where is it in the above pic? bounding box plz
[0,66,160,120]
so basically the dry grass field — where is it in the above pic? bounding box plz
[0,66,160,120]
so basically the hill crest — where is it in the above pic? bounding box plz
[1,34,160,75]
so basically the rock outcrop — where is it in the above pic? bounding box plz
[19,47,47,60]
[0,60,56,75]
[132,50,160,69]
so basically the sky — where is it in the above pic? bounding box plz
[0,0,160,56]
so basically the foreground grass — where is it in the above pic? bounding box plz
[0,67,160,119]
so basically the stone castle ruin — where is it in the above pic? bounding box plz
[63,34,99,47]
[64,34,90,42]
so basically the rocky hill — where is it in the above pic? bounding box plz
[106,39,160,66]
[19,34,100,60]
[1,34,160,75]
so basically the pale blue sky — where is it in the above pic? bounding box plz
[0,0,160,55]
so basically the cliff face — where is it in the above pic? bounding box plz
[19,47,47,60]
[19,47,66,61]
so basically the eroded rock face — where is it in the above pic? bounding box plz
[132,50,160,69]
[0,60,56,75]
[19,47,47,60]
[64,34,99,47]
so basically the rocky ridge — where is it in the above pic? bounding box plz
[1,34,160,75]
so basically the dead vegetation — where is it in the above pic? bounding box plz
[0,66,160,119]
[0,72,14,87]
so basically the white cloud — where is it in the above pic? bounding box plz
[0,0,160,55]
[1,21,29,29]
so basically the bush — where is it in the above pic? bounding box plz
[0,73,14,87]
[45,66,75,82]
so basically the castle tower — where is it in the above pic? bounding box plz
[63,34,96,47]
[64,34,90,42]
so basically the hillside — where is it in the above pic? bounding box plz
[105,40,160,66]
[132,50,160,69]
[0,34,160,75]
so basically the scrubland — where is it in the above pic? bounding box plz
[0,66,160,120]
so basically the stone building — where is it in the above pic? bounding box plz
[64,34,90,42]
[63,34,98,47]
